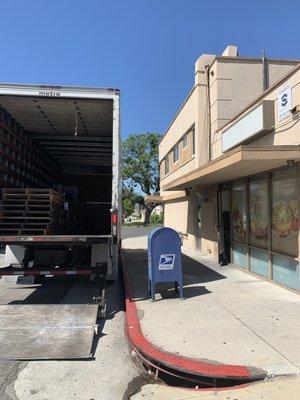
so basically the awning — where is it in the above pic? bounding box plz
[162,145,300,190]
[145,195,163,204]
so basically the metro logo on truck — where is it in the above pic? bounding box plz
[38,85,62,97]
[38,91,61,97]
[158,254,175,270]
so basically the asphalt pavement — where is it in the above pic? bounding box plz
[1,225,299,400]
[0,251,140,400]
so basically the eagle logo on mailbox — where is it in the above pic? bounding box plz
[158,254,175,270]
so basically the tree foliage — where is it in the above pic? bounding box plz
[150,212,163,225]
[122,187,144,205]
[122,132,160,195]
[122,187,144,217]
[122,132,161,224]
[123,198,134,218]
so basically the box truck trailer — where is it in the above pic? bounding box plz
[0,83,121,359]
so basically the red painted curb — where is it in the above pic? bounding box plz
[122,252,266,381]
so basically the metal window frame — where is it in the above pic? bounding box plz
[192,128,195,155]
[173,144,180,163]
[165,155,170,175]
[182,134,188,149]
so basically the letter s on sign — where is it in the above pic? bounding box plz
[281,93,288,107]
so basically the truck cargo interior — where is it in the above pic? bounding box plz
[0,95,114,236]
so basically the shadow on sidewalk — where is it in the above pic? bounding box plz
[124,248,226,301]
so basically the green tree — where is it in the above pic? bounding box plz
[123,198,134,218]
[122,132,161,224]
[122,186,144,219]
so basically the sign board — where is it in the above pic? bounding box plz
[158,254,175,270]
[222,101,274,153]
[278,87,292,121]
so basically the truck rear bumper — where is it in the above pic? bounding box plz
[0,260,109,277]
[0,234,112,244]
[0,267,96,276]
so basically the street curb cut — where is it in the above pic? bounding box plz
[121,251,267,383]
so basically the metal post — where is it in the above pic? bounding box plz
[262,49,269,91]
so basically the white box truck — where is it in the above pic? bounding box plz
[0,83,121,359]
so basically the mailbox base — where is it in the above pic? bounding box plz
[149,280,183,301]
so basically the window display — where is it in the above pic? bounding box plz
[232,183,247,243]
[271,168,299,258]
[249,178,268,249]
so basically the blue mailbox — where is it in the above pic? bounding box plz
[148,227,183,301]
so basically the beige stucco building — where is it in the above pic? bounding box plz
[157,45,300,291]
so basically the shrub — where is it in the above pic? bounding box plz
[150,213,162,225]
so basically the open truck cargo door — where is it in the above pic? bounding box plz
[0,82,121,281]
[0,82,120,359]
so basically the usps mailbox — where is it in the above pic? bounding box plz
[148,227,183,301]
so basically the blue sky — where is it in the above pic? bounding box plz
[1,0,299,139]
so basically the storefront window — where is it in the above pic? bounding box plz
[232,183,247,243]
[249,178,268,249]
[273,255,300,290]
[271,167,299,258]
[230,165,299,291]
[232,242,248,269]
[250,248,269,278]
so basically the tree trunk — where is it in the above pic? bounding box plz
[144,204,155,225]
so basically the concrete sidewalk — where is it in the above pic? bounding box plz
[123,230,300,378]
